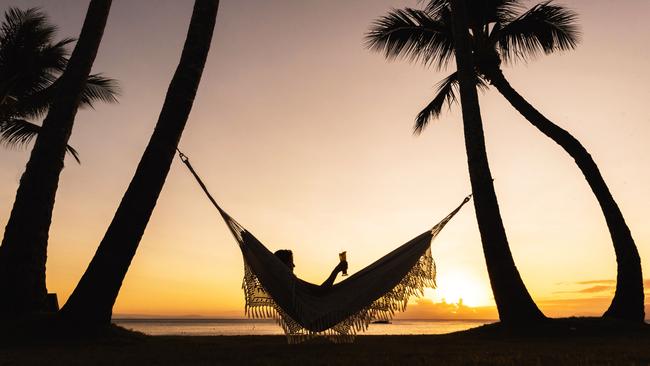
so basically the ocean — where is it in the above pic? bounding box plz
[113,318,494,336]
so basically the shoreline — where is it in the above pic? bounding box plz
[112,318,497,337]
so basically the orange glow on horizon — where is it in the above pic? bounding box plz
[427,270,493,307]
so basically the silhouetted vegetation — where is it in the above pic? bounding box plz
[1,319,648,365]
[0,0,113,318]
[440,0,545,324]
[367,0,644,322]
[0,7,119,162]
[61,0,220,328]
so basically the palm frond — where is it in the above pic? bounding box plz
[79,73,119,109]
[365,8,455,70]
[64,143,80,164]
[493,1,580,63]
[0,118,80,163]
[488,0,526,24]
[421,0,449,15]
[0,118,37,148]
[476,75,490,92]
[422,0,524,26]
[3,81,54,120]
[414,72,458,134]
[38,37,74,72]
[0,7,70,101]
[0,8,52,44]
[414,72,489,134]
[0,8,59,65]
[7,73,119,120]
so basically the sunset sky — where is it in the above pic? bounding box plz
[0,0,648,319]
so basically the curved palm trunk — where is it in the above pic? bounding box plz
[450,0,545,324]
[60,0,219,326]
[487,68,645,322]
[0,0,112,316]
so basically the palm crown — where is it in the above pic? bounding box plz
[366,0,579,133]
[0,7,119,163]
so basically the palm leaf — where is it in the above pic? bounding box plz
[493,1,580,63]
[414,72,458,134]
[38,37,74,72]
[79,73,119,109]
[8,73,119,120]
[0,8,71,101]
[0,8,53,46]
[421,0,449,15]
[421,0,523,25]
[0,118,80,163]
[365,8,455,70]
[490,0,526,24]
[64,143,80,164]
[414,72,489,134]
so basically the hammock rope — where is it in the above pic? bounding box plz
[176,149,244,241]
[176,149,471,343]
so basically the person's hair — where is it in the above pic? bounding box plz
[274,249,293,268]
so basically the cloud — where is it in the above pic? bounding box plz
[554,279,650,295]
[536,296,612,317]
[397,298,497,320]
[575,279,615,285]
[555,285,614,294]
[577,285,615,293]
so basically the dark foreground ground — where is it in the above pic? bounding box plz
[1,318,649,365]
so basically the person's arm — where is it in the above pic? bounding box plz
[320,261,347,290]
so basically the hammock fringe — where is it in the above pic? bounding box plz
[242,244,436,343]
[238,196,468,343]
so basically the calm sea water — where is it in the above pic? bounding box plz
[113,318,494,336]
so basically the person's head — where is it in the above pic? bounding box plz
[274,249,295,272]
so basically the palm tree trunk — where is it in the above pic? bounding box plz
[450,0,545,324]
[487,68,645,322]
[60,0,219,326]
[0,0,112,316]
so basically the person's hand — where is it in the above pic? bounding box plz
[335,260,348,274]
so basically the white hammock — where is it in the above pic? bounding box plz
[178,151,470,343]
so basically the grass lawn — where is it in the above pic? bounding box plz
[1,318,649,365]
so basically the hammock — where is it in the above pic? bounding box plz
[178,151,471,343]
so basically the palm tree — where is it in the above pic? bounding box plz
[448,0,544,323]
[61,0,220,327]
[366,0,644,322]
[0,7,119,163]
[0,0,113,316]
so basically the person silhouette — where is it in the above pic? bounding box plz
[274,249,348,291]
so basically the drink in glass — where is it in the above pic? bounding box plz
[339,251,348,276]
